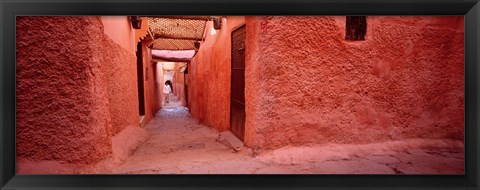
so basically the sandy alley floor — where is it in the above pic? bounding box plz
[110,95,464,174]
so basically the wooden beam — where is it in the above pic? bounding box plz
[153,34,202,41]
[149,16,211,21]
[151,48,195,51]
[147,28,155,40]
[152,55,191,62]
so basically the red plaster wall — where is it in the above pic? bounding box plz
[16,16,152,170]
[244,16,464,150]
[153,62,161,110]
[173,63,187,106]
[101,17,136,53]
[101,16,159,127]
[135,17,149,43]
[157,62,165,106]
[188,17,246,131]
[16,17,114,164]
[142,40,161,123]
[101,17,140,135]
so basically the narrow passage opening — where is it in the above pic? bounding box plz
[160,61,188,110]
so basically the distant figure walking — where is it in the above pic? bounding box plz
[164,81,172,104]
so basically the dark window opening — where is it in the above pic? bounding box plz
[345,16,367,41]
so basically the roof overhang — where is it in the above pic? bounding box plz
[147,16,209,51]
[151,49,195,62]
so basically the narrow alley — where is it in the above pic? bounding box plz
[15,16,465,174]
[112,95,257,174]
[108,94,463,174]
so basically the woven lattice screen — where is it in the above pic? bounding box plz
[151,38,196,50]
[148,17,208,50]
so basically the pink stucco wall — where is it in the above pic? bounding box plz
[102,16,158,134]
[17,17,115,165]
[188,17,246,131]
[244,16,464,151]
[16,16,153,173]
[101,17,136,53]
[142,40,162,123]
[157,62,165,106]
[173,63,187,106]
[101,17,140,135]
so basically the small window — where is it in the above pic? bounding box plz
[345,16,367,41]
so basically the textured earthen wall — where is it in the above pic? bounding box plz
[157,62,165,106]
[142,40,161,123]
[101,16,136,53]
[135,17,149,44]
[153,62,161,110]
[101,17,140,135]
[101,17,151,131]
[16,16,151,172]
[16,17,114,164]
[189,17,246,131]
[244,16,464,150]
[173,63,186,106]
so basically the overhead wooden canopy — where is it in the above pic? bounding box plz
[147,16,209,50]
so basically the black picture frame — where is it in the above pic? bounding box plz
[1,0,479,189]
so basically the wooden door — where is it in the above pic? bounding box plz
[230,26,246,141]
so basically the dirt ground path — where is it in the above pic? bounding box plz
[112,95,464,174]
